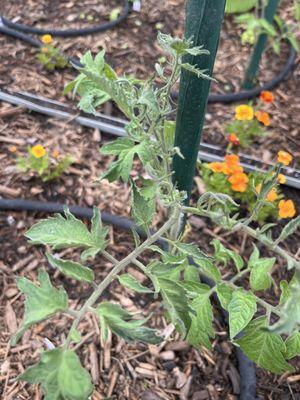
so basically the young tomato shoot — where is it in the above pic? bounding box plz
[13,33,300,399]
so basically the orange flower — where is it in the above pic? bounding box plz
[235,105,254,121]
[266,188,278,202]
[9,145,17,153]
[255,111,271,127]
[52,149,60,159]
[41,34,52,44]
[208,162,225,173]
[277,151,292,166]
[277,174,286,184]
[260,91,274,104]
[228,172,249,192]
[31,144,46,158]
[224,154,240,165]
[278,200,296,218]
[227,133,240,145]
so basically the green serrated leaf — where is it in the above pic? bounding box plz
[180,281,210,298]
[101,138,152,182]
[12,269,68,345]
[158,278,192,336]
[212,239,244,271]
[131,181,155,230]
[228,290,256,339]
[186,290,215,349]
[277,216,300,243]
[249,256,275,291]
[216,283,233,311]
[47,253,94,283]
[184,264,200,282]
[26,207,108,261]
[285,332,300,359]
[118,274,153,293]
[18,348,93,400]
[96,302,161,344]
[194,258,222,283]
[268,273,300,335]
[235,317,294,374]
[163,120,176,149]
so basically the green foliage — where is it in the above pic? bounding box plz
[225,0,257,14]
[268,272,300,335]
[17,146,73,182]
[26,207,108,261]
[18,348,93,400]
[158,278,193,336]
[285,332,300,359]
[47,253,95,283]
[212,239,244,271]
[186,287,215,349]
[200,165,282,223]
[131,180,156,230]
[12,269,68,345]
[118,273,153,293]
[37,45,68,71]
[235,11,299,54]
[13,32,300,397]
[225,119,265,147]
[235,317,294,374]
[96,302,162,344]
[228,290,257,338]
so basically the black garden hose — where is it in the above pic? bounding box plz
[0,0,130,37]
[0,197,257,400]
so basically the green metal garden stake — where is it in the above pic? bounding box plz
[242,0,281,90]
[173,0,226,204]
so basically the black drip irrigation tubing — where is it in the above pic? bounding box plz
[0,197,257,400]
[0,0,130,37]
[0,4,297,104]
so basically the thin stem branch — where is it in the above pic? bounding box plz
[182,206,300,271]
[63,207,180,349]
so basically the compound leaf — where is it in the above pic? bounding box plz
[285,332,300,359]
[212,239,243,271]
[249,257,275,291]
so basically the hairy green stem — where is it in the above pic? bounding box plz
[63,207,180,348]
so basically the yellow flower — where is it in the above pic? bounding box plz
[235,105,254,121]
[277,151,292,166]
[41,34,52,44]
[228,172,249,192]
[31,144,46,158]
[278,200,296,218]
[207,162,225,173]
[278,174,286,184]
[41,46,49,53]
